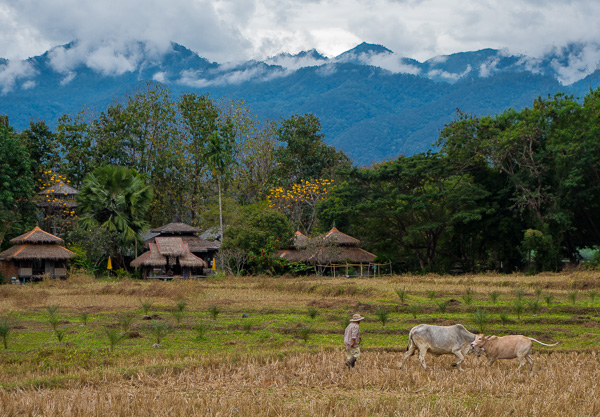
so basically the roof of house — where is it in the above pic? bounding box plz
[0,244,76,261]
[149,222,203,234]
[0,226,75,261]
[130,238,207,269]
[277,227,376,263]
[145,222,220,253]
[10,226,64,244]
[38,182,79,196]
[321,227,361,247]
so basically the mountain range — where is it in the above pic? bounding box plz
[1,41,599,165]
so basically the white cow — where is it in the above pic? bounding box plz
[470,334,559,372]
[399,324,476,371]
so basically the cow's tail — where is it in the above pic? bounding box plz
[530,338,559,347]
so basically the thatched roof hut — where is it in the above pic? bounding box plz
[38,182,79,208]
[131,237,207,279]
[145,221,220,264]
[277,227,376,264]
[0,226,75,281]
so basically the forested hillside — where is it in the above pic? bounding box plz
[2,86,600,275]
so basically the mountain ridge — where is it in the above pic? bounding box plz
[1,41,599,164]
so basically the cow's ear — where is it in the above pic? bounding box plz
[488,336,496,340]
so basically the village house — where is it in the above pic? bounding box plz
[0,226,75,282]
[276,227,384,276]
[130,236,207,279]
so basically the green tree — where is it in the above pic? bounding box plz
[222,202,294,274]
[274,114,350,188]
[319,153,487,272]
[205,130,236,248]
[19,121,59,187]
[55,111,96,188]
[0,116,36,248]
[76,165,153,268]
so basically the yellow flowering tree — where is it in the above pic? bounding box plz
[38,171,77,235]
[267,178,334,234]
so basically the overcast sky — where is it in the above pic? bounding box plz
[1,0,599,64]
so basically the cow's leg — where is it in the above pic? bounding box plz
[399,342,416,369]
[526,355,534,373]
[487,357,496,366]
[452,350,466,371]
[418,347,428,369]
[516,353,527,371]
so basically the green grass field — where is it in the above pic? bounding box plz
[0,270,599,416]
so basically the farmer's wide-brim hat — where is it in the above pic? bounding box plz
[350,314,365,322]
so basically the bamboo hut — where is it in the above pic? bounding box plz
[131,236,207,279]
[0,226,75,282]
[145,222,220,267]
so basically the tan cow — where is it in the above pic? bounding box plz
[470,334,559,372]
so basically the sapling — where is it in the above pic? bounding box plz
[473,309,489,333]
[489,291,500,304]
[408,304,420,319]
[0,319,10,349]
[150,320,172,345]
[104,327,127,351]
[375,306,389,327]
[139,299,153,316]
[208,305,220,320]
[298,323,313,342]
[395,287,408,303]
[437,300,449,313]
[462,288,474,305]
[307,307,319,319]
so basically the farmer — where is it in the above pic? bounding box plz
[344,313,364,369]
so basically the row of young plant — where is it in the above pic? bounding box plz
[2,285,597,351]
[395,286,600,308]
[0,300,342,351]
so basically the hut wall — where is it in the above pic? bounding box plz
[0,261,18,281]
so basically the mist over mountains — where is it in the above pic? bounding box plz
[1,41,599,165]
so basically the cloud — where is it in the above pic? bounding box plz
[549,44,600,85]
[0,60,37,93]
[343,51,421,75]
[427,65,472,82]
[265,52,328,70]
[2,0,600,85]
[177,64,288,87]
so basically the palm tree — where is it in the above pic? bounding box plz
[204,131,235,264]
[77,165,153,267]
